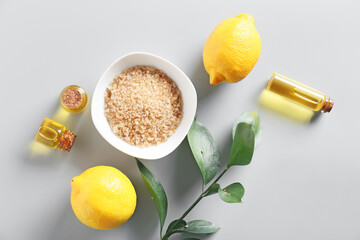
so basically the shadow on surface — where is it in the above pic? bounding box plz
[169,139,202,200]
[126,169,159,239]
[46,197,157,240]
[188,53,217,102]
[258,90,320,124]
[66,107,134,171]
[218,127,233,171]
[23,99,73,166]
[169,231,218,240]
[309,111,322,124]
[46,203,95,240]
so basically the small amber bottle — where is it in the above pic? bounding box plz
[35,118,76,152]
[60,85,88,113]
[267,73,334,113]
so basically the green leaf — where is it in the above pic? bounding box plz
[232,111,261,149]
[187,119,221,186]
[183,220,221,234]
[166,219,187,234]
[218,183,245,203]
[204,183,220,197]
[168,220,220,235]
[227,122,255,167]
[136,159,168,233]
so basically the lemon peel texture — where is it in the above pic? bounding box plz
[203,14,261,85]
[70,166,137,230]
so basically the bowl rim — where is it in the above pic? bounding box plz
[91,52,197,160]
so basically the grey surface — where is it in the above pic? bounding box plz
[1,0,359,239]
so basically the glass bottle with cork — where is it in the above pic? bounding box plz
[267,73,334,113]
[60,85,88,113]
[35,118,76,152]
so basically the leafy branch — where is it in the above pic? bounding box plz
[137,111,261,240]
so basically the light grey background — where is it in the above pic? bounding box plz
[1,0,359,239]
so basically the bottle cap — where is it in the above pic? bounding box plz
[57,130,76,152]
[321,97,334,113]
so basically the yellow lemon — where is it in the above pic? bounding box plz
[70,166,137,230]
[203,14,261,85]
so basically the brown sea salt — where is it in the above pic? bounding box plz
[62,89,82,109]
[104,65,183,147]
[60,85,88,113]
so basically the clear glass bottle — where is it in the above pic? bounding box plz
[35,118,76,152]
[60,85,88,113]
[267,73,334,113]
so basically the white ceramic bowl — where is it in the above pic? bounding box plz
[91,52,197,160]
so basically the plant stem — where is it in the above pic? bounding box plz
[211,166,228,185]
[161,167,229,240]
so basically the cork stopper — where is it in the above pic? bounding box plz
[57,130,76,152]
[321,97,334,113]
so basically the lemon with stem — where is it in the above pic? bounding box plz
[203,14,261,85]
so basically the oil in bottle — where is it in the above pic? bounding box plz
[267,73,334,113]
[60,85,88,113]
[35,118,76,152]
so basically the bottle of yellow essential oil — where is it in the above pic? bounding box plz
[267,73,334,113]
[59,85,88,113]
[35,118,76,152]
